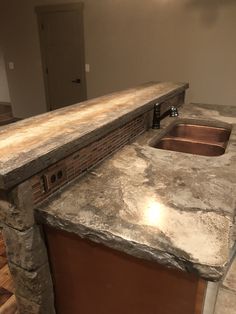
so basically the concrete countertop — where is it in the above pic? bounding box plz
[37,103,236,281]
[0,82,188,189]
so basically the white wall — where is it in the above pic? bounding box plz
[0,49,10,103]
[84,0,236,106]
[0,0,48,118]
[0,0,236,118]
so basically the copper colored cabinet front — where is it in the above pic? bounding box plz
[45,227,206,314]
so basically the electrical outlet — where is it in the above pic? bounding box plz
[43,163,67,192]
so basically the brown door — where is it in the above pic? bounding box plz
[37,4,87,110]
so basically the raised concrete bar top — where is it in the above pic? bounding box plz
[0,82,188,189]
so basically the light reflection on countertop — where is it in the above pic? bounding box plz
[143,200,165,228]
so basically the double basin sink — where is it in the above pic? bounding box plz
[150,121,231,157]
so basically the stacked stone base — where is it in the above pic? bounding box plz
[0,182,55,314]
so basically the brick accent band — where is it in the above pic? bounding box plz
[31,113,150,204]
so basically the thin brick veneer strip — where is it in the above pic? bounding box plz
[31,113,149,205]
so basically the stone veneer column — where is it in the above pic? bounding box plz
[0,181,55,314]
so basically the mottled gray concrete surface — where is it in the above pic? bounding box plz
[0,82,187,189]
[37,103,236,281]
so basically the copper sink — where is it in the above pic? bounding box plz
[168,124,231,143]
[155,138,226,157]
[151,122,231,157]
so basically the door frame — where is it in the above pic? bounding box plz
[36,3,87,111]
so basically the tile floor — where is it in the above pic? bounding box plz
[214,252,236,314]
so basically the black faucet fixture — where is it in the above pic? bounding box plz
[152,104,179,129]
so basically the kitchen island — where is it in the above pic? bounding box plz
[38,103,236,314]
[0,82,235,314]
